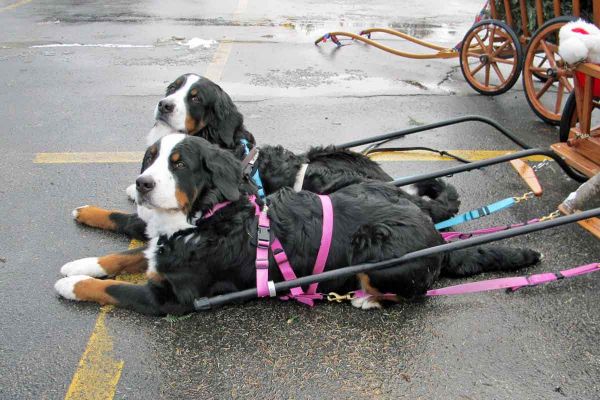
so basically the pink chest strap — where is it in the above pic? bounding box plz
[255,195,334,306]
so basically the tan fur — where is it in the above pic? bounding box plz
[73,279,130,305]
[75,206,119,231]
[98,251,147,275]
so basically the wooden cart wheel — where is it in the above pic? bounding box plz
[559,92,600,142]
[460,20,522,96]
[523,17,576,125]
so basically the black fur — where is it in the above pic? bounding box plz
[103,137,540,315]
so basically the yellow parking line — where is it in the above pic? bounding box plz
[0,0,33,13]
[368,149,552,162]
[35,149,552,164]
[62,0,247,398]
[34,152,143,164]
[64,241,145,400]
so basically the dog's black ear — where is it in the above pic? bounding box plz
[209,85,243,148]
[204,147,242,201]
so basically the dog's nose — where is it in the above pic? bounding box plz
[158,100,175,114]
[136,176,156,194]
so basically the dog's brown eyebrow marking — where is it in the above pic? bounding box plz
[190,88,198,96]
[170,152,181,162]
[176,79,182,85]
[149,144,158,155]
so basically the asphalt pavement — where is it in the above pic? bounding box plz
[1,0,599,399]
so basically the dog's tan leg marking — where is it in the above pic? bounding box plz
[73,205,122,231]
[97,251,148,276]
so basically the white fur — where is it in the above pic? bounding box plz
[126,184,137,201]
[136,133,186,210]
[145,120,179,146]
[61,257,107,277]
[559,20,600,64]
[143,208,193,238]
[72,205,89,219]
[154,74,201,132]
[351,296,382,310]
[404,185,419,196]
[145,237,160,278]
[55,275,92,300]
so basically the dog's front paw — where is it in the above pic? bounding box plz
[126,184,137,202]
[55,275,92,300]
[61,257,108,278]
[351,296,382,310]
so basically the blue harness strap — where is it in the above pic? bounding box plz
[434,197,516,230]
[240,139,265,199]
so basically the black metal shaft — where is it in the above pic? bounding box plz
[336,115,531,150]
[391,148,588,185]
[193,207,600,310]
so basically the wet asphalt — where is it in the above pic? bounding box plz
[1,0,599,399]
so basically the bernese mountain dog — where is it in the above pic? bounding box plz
[73,74,460,241]
[56,135,540,315]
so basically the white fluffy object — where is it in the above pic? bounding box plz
[559,20,600,64]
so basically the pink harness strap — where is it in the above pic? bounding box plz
[254,194,334,306]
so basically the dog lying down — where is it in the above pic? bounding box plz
[55,135,540,315]
[72,74,461,242]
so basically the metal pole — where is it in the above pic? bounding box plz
[391,148,588,185]
[193,207,600,310]
[336,115,531,150]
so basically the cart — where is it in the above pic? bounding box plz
[316,1,600,126]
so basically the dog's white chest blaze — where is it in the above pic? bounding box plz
[144,208,193,238]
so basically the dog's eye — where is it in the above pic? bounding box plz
[173,161,186,169]
[190,95,200,103]
[166,85,175,94]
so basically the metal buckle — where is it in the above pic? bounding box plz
[326,291,357,302]
[513,191,535,203]
[539,210,561,222]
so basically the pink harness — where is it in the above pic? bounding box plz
[255,195,334,306]
[203,198,598,304]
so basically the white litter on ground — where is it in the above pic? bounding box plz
[30,43,154,48]
[180,38,217,49]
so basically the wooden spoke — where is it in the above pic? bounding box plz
[540,41,557,68]
[494,57,515,65]
[561,76,573,92]
[555,80,564,113]
[471,61,486,75]
[491,62,505,82]
[536,77,555,99]
[466,51,482,58]
[485,63,491,86]
[488,25,497,53]
[530,67,547,74]
[491,41,510,57]
[474,33,487,53]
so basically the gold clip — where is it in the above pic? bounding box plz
[327,291,357,302]
[539,210,561,222]
[513,191,535,203]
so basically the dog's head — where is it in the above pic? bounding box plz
[154,74,253,150]
[135,134,243,216]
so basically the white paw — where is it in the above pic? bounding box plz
[72,205,90,219]
[351,296,382,310]
[61,257,107,277]
[126,184,137,202]
[55,275,91,300]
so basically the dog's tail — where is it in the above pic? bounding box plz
[442,246,541,278]
[407,179,461,223]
